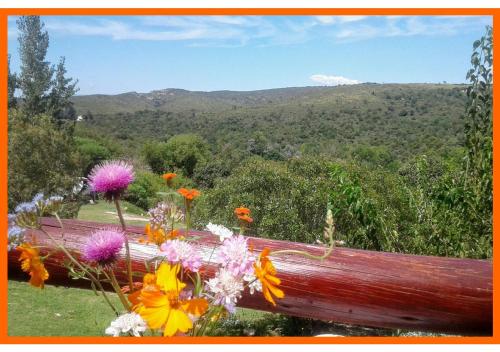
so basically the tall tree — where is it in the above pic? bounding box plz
[48,56,79,124]
[7,54,17,109]
[464,26,492,230]
[16,16,54,117]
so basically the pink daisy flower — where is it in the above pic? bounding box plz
[88,160,134,200]
[159,239,202,272]
[83,228,125,266]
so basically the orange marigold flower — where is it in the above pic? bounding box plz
[177,188,201,201]
[133,263,208,336]
[16,243,49,289]
[234,207,251,216]
[253,248,284,306]
[162,173,177,181]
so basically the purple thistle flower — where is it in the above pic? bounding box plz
[83,228,125,266]
[88,160,134,200]
[159,239,202,272]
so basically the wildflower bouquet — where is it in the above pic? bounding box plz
[8,160,335,337]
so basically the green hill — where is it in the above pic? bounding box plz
[74,83,467,162]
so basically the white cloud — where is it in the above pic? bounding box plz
[26,15,490,46]
[315,16,336,24]
[310,74,361,86]
[314,16,367,25]
[45,19,243,41]
[333,15,492,42]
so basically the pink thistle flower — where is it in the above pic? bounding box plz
[88,160,134,200]
[83,228,125,266]
[159,239,202,272]
[216,235,255,277]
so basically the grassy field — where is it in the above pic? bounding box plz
[77,200,149,227]
[8,280,122,336]
[7,279,268,336]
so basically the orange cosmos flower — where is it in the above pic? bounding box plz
[134,263,208,336]
[162,173,177,181]
[128,273,158,311]
[253,248,284,306]
[142,225,182,246]
[141,223,166,246]
[162,173,177,187]
[177,188,200,201]
[235,207,253,223]
[16,243,49,289]
[237,214,253,223]
[234,207,250,216]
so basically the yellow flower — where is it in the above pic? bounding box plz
[133,263,208,336]
[253,248,284,306]
[16,243,49,289]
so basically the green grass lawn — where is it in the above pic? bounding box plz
[8,279,122,336]
[77,200,149,227]
[7,279,269,336]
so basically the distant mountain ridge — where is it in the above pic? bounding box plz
[72,83,465,115]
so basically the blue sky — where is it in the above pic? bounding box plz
[7,15,492,95]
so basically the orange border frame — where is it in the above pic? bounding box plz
[0,7,498,345]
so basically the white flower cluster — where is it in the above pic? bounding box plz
[206,223,233,242]
[105,312,147,337]
[206,268,244,313]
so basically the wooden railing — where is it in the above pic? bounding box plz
[7,217,493,336]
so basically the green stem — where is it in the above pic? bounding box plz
[185,200,191,237]
[271,246,334,261]
[199,305,224,336]
[113,197,135,292]
[108,269,132,311]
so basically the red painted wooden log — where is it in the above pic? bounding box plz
[8,217,492,335]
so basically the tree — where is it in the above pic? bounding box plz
[143,134,210,177]
[457,25,493,251]
[8,110,80,211]
[8,54,17,109]
[464,25,492,212]
[48,56,79,124]
[16,16,54,117]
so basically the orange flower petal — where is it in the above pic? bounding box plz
[181,298,208,317]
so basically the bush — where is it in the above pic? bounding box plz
[124,170,194,210]
[124,171,167,210]
[143,134,210,177]
[8,110,81,211]
[194,157,332,243]
[75,137,112,175]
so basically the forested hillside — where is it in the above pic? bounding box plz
[74,83,467,163]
